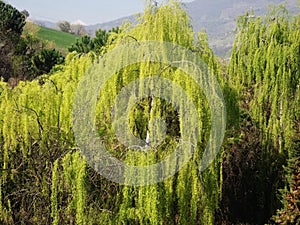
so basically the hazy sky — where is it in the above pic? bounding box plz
[5,0,194,25]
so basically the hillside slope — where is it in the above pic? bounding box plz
[37,26,79,52]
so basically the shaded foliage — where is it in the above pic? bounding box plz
[0,0,26,81]
[0,1,65,82]
[216,111,286,225]
[273,148,300,224]
[32,49,64,75]
[68,35,94,54]
[68,27,120,54]
[0,0,25,37]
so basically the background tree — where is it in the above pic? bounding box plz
[68,35,94,54]
[93,29,109,49]
[32,48,64,75]
[21,9,29,19]
[224,5,300,224]
[0,1,26,37]
[0,1,65,82]
[71,24,86,36]
[57,20,71,33]
[68,27,120,54]
[15,23,62,80]
[0,0,26,81]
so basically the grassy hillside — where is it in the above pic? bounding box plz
[37,26,79,52]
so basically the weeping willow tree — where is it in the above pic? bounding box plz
[90,1,225,224]
[228,5,300,224]
[229,5,299,151]
[0,52,94,224]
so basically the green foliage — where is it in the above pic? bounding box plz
[0,0,25,38]
[226,5,300,224]
[95,1,222,224]
[0,52,94,224]
[229,6,299,153]
[68,27,120,54]
[0,0,26,80]
[0,1,225,224]
[51,160,59,225]
[32,48,64,75]
[68,35,94,54]
[0,1,66,82]
[93,28,110,51]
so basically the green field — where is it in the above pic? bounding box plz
[37,26,79,52]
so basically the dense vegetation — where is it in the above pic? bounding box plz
[0,1,64,81]
[0,0,299,224]
[68,27,120,54]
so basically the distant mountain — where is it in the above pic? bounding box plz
[32,0,299,57]
[32,19,57,29]
[184,0,299,56]
[72,20,87,26]
[85,15,137,35]
[86,0,299,57]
